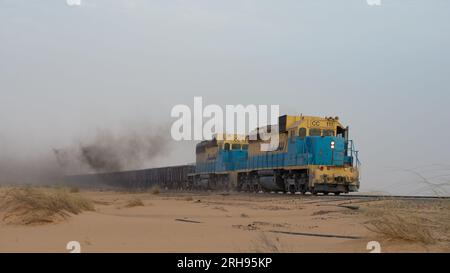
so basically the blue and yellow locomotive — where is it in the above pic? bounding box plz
[191,115,360,195]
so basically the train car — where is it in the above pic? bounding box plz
[66,164,195,190]
[193,115,360,195]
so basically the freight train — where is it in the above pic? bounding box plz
[66,164,195,190]
[66,115,360,195]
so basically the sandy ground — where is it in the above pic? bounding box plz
[0,189,449,253]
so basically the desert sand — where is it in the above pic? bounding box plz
[0,188,449,253]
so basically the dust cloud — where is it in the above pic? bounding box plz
[0,125,172,185]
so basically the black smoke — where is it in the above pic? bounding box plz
[54,126,170,174]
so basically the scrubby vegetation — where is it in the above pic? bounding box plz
[0,187,94,225]
[125,198,145,208]
[363,199,450,245]
[150,185,160,195]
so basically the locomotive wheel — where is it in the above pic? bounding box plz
[299,185,306,195]
[289,185,296,194]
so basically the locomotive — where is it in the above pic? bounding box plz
[66,115,360,195]
[190,115,360,195]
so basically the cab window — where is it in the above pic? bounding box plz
[323,130,335,136]
[299,128,307,138]
[309,128,321,136]
[224,143,231,150]
[232,144,241,150]
[242,144,249,150]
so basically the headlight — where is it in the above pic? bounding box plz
[330,141,335,149]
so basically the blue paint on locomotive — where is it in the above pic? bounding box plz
[196,136,355,173]
[246,136,348,170]
[196,149,248,173]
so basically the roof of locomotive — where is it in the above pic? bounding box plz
[195,115,346,148]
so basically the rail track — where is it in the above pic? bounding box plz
[327,194,450,200]
[161,189,450,201]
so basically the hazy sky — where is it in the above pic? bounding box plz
[1,0,450,195]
